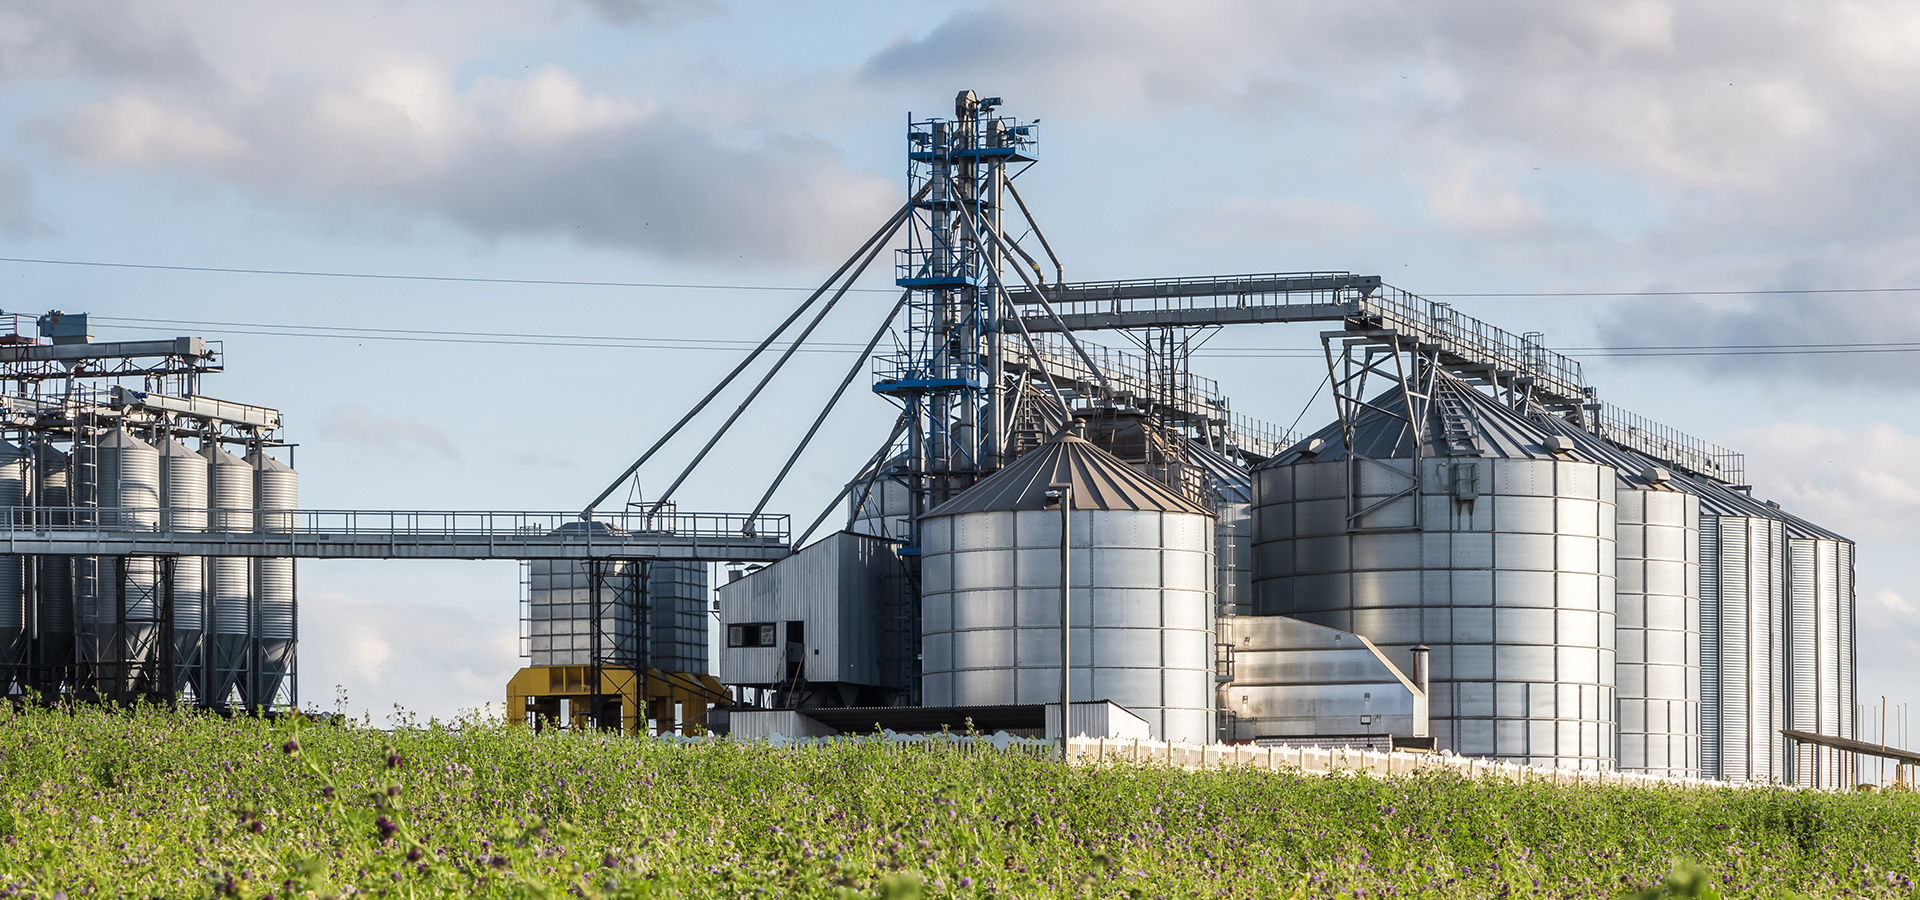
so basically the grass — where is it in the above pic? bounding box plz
[0,701,1915,898]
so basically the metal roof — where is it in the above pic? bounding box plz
[924,431,1212,518]
[1258,372,1584,469]
[1185,440,1252,505]
[1530,412,1682,492]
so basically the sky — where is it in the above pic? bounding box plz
[0,0,1913,749]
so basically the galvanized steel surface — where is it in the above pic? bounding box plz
[919,506,1217,745]
[158,440,207,633]
[1253,384,1620,770]
[204,447,253,636]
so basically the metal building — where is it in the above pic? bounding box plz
[917,428,1217,744]
[1251,375,1620,770]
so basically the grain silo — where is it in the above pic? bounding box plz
[0,441,26,680]
[1251,375,1619,770]
[1781,512,1855,788]
[917,427,1217,744]
[203,445,254,706]
[76,428,162,693]
[1682,476,1788,783]
[157,438,207,698]
[250,450,298,705]
[1532,415,1702,778]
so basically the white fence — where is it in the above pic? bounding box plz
[1066,736,1750,789]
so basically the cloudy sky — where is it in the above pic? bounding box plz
[1,1,1913,745]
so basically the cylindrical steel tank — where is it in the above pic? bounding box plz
[203,445,254,705]
[251,450,297,705]
[1536,417,1702,778]
[31,444,73,678]
[0,440,27,670]
[76,429,162,677]
[158,438,208,697]
[849,455,914,542]
[1686,478,1787,784]
[1783,516,1855,789]
[528,522,636,668]
[648,560,711,675]
[1252,378,1618,770]
[918,431,1217,744]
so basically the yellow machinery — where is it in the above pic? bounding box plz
[506,665,730,735]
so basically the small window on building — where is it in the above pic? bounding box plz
[727,622,777,648]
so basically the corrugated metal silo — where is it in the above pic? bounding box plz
[250,450,297,705]
[32,445,73,677]
[1251,377,1619,770]
[647,560,710,675]
[158,439,207,696]
[76,428,162,690]
[849,456,914,542]
[1187,442,1253,619]
[0,440,26,673]
[203,445,254,705]
[1534,416,1702,778]
[918,430,1217,744]
[1782,513,1855,788]
[1686,478,1787,783]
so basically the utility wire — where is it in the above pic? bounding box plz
[0,255,892,293]
[11,253,1920,299]
[86,318,1920,358]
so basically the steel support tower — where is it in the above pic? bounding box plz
[875,91,1037,542]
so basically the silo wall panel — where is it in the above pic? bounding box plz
[1251,454,1618,770]
[922,507,1216,744]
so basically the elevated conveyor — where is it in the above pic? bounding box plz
[0,509,789,561]
[1010,272,1743,484]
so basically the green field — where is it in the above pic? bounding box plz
[0,703,1915,898]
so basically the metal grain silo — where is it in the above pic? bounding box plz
[1188,443,1254,619]
[250,450,298,706]
[648,560,711,675]
[31,444,73,681]
[158,439,208,697]
[1782,513,1854,788]
[918,430,1217,744]
[203,445,254,705]
[0,440,26,675]
[1252,377,1618,770]
[76,428,162,692]
[849,455,915,542]
[1534,416,1702,778]
[1685,477,1787,783]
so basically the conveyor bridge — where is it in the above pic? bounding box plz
[1009,272,1743,484]
[0,509,790,562]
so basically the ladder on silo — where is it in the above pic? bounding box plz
[1435,382,1482,457]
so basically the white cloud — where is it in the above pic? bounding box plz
[299,588,520,722]
[1173,195,1401,249]
[320,407,461,460]
[1731,421,1920,544]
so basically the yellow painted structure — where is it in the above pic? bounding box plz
[506,665,730,735]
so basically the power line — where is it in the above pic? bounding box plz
[1429,287,1920,298]
[6,253,1920,299]
[88,315,1920,358]
[0,255,894,293]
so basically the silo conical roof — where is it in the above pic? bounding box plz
[924,431,1211,517]
[1256,371,1585,470]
